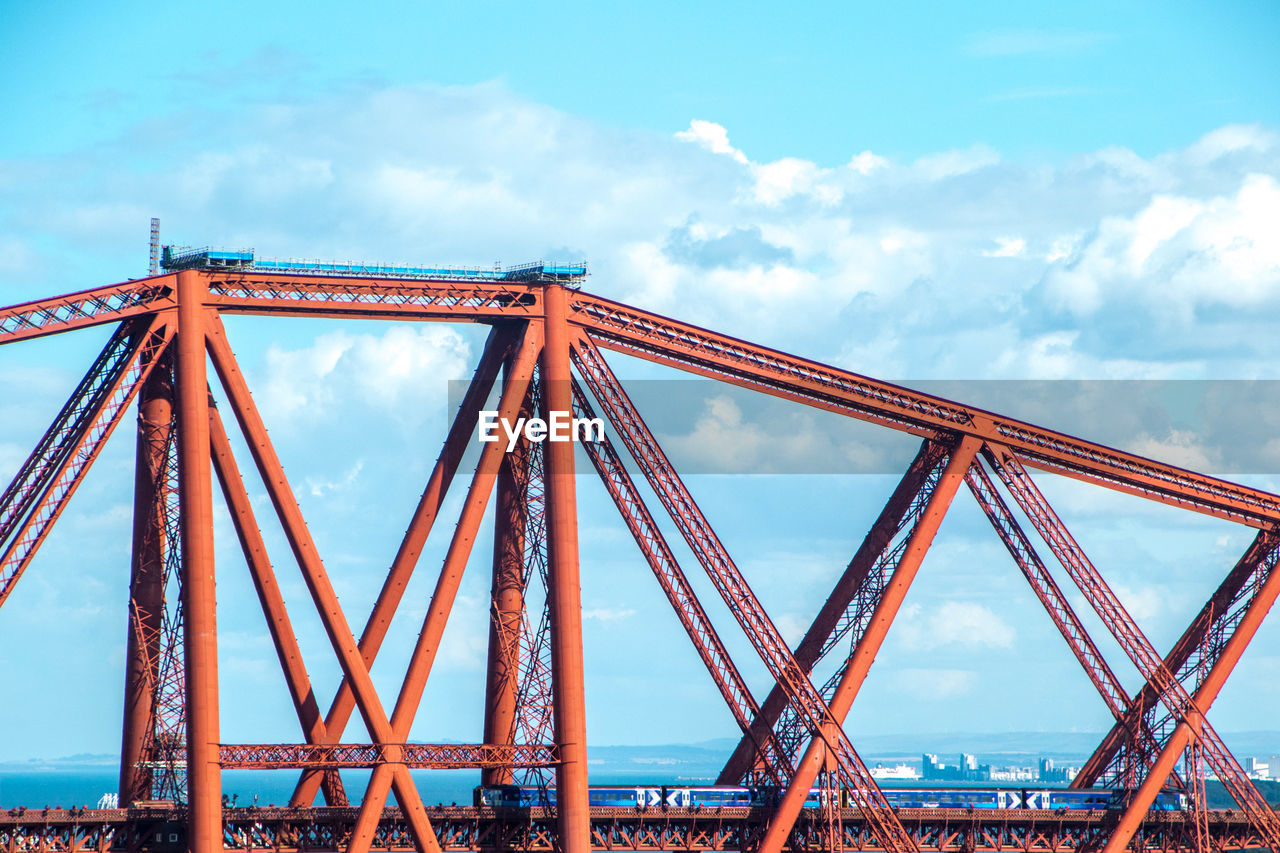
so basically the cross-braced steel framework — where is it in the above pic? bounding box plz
[2,262,1280,853]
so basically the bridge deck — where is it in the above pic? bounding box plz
[0,806,1266,852]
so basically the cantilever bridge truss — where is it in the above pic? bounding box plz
[1,262,1279,853]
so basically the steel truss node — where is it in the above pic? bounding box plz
[2,263,1278,853]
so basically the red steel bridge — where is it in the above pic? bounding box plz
[1,243,1279,853]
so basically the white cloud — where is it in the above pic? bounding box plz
[965,29,1115,57]
[4,86,1272,384]
[583,607,637,622]
[1184,124,1278,165]
[1127,430,1217,472]
[306,460,365,497]
[983,236,1026,258]
[911,144,1000,180]
[665,396,769,474]
[416,592,491,673]
[675,119,748,164]
[775,613,809,647]
[751,157,842,206]
[897,601,1016,650]
[1112,584,1170,624]
[1043,174,1280,318]
[255,324,471,429]
[888,667,977,700]
[848,151,889,176]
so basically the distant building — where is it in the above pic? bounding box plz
[990,766,1036,782]
[1037,758,1078,784]
[871,763,921,780]
[922,753,991,782]
[1246,758,1270,780]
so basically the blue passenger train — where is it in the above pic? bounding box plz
[475,784,1188,811]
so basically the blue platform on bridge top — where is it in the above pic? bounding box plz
[159,246,587,283]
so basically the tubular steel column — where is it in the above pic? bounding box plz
[119,360,173,804]
[175,272,221,853]
[541,284,591,853]
[759,436,980,853]
[482,388,528,787]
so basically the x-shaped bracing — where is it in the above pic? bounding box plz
[571,347,1280,852]
[5,269,1280,853]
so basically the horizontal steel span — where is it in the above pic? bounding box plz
[5,261,1280,853]
[568,292,1280,528]
[218,743,558,769]
[3,270,1275,526]
[0,806,1268,852]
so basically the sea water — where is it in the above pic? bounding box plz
[0,768,479,809]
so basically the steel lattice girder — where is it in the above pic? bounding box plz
[218,743,558,769]
[5,272,1280,525]
[571,334,922,853]
[569,377,790,785]
[1077,530,1279,788]
[983,447,1280,852]
[0,315,174,608]
[720,439,950,784]
[0,808,1271,853]
[4,267,1280,853]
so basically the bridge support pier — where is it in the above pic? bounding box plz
[176,273,222,853]
[119,360,173,805]
[542,283,591,853]
[482,353,529,788]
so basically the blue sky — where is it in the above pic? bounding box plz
[1,1,1279,766]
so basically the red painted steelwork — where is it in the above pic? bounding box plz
[542,285,592,853]
[1076,530,1277,789]
[965,459,1181,792]
[572,335,918,853]
[209,405,347,806]
[207,272,543,324]
[219,743,558,770]
[728,439,952,784]
[175,273,221,853]
[0,277,176,344]
[758,437,980,853]
[5,272,1278,525]
[482,361,528,788]
[509,381,557,791]
[119,357,173,805]
[984,447,1280,853]
[5,261,1280,853]
[569,378,789,785]
[0,314,173,609]
[205,313,440,853]
[290,324,517,807]
[570,293,1280,527]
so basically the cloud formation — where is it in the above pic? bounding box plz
[3,81,1279,747]
[5,84,1278,389]
[897,601,1017,651]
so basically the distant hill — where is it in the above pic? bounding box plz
[0,753,117,769]
[1208,780,1280,808]
[8,733,1280,783]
